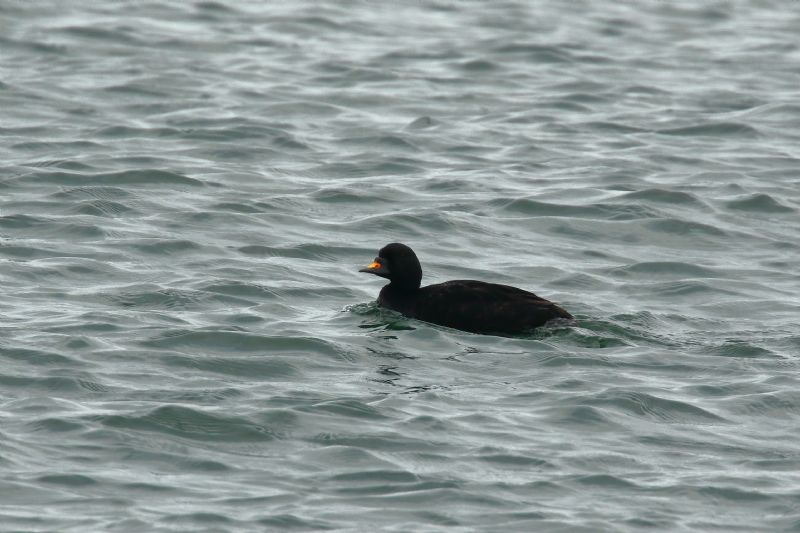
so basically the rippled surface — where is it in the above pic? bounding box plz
[2,1,800,531]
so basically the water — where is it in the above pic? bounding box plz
[2,1,800,531]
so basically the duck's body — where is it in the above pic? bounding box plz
[360,243,572,335]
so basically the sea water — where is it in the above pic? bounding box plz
[1,1,799,531]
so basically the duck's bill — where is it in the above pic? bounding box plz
[359,259,389,275]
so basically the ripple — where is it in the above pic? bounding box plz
[96,405,277,442]
[301,399,388,420]
[101,82,170,98]
[638,280,739,298]
[617,188,706,206]
[579,121,646,134]
[0,214,49,229]
[0,245,67,259]
[161,512,235,525]
[335,134,420,152]
[68,199,136,217]
[551,405,620,429]
[109,287,205,309]
[94,125,181,139]
[493,43,575,63]
[198,280,281,300]
[57,25,141,44]
[609,261,721,278]
[264,101,344,118]
[209,201,262,213]
[140,330,342,358]
[37,474,97,486]
[583,390,728,424]
[489,198,659,220]
[130,239,202,255]
[706,340,777,358]
[725,193,795,213]
[236,243,341,260]
[406,116,439,129]
[313,159,422,177]
[257,514,336,530]
[13,169,203,188]
[0,375,90,394]
[658,122,760,137]
[573,474,641,489]
[645,218,728,237]
[734,392,800,417]
[458,59,499,71]
[27,417,86,433]
[159,354,299,379]
[694,485,773,502]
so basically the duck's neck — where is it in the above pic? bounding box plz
[379,283,417,310]
[388,280,420,293]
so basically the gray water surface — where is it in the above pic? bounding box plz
[2,1,800,531]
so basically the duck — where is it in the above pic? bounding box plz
[359,243,572,335]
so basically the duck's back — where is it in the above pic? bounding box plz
[378,280,572,334]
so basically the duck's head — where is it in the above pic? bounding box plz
[359,242,422,291]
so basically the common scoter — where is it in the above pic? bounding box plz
[359,243,572,335]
